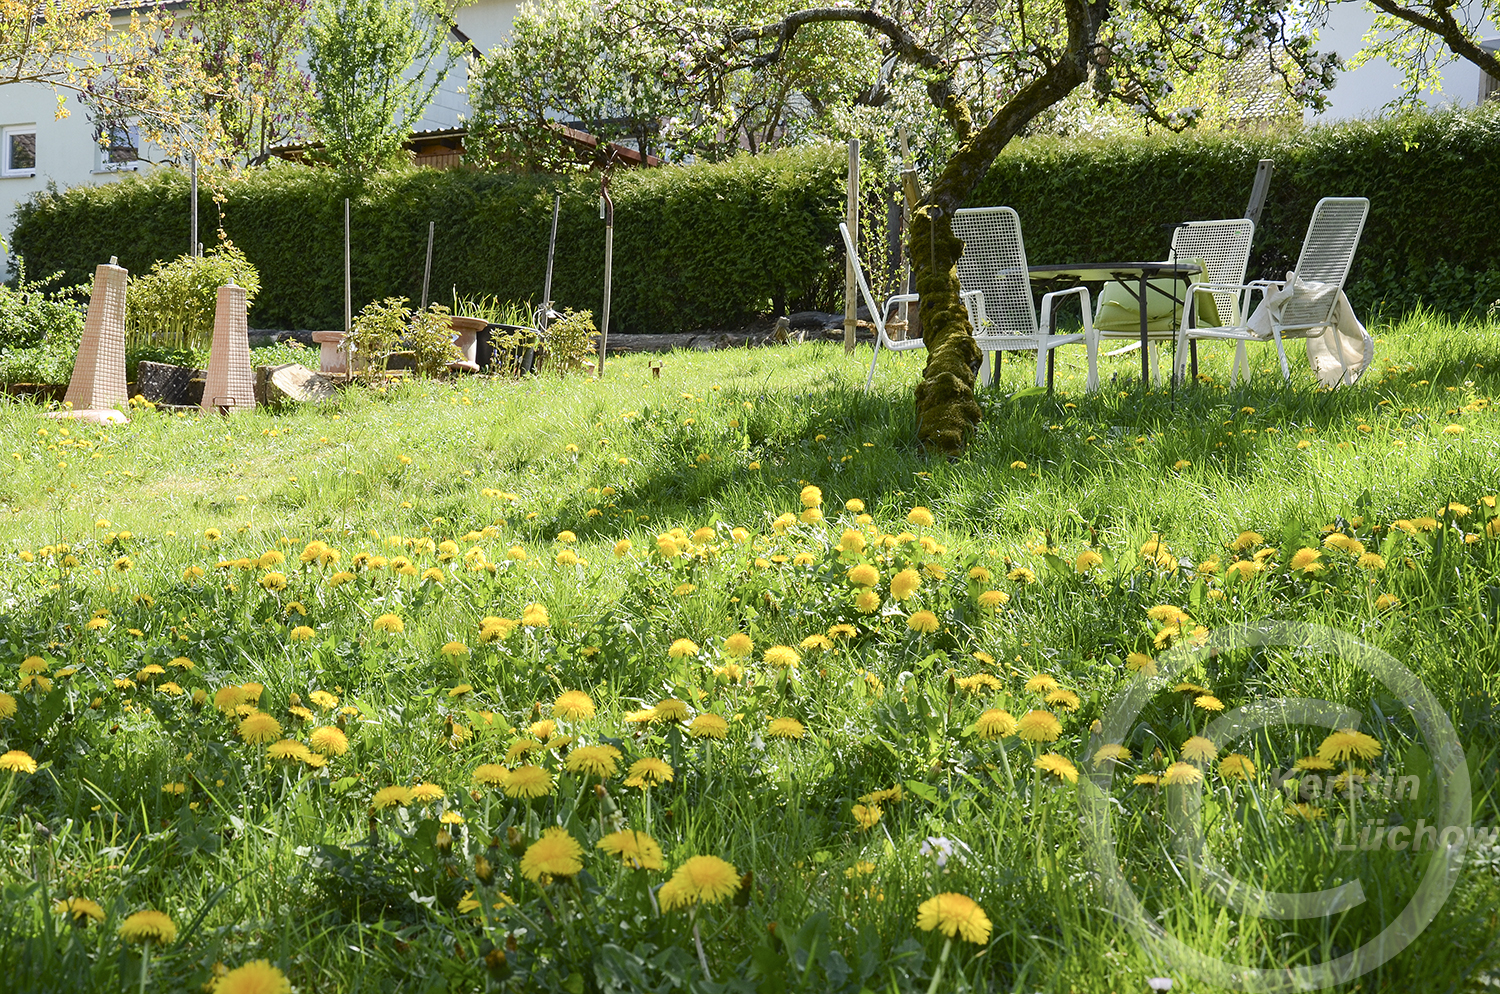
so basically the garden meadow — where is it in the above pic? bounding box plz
[2,316,1500,992]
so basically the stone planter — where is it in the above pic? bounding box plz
[449,315,488,365]
[310,330,349,375]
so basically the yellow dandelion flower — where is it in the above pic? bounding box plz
[977,590,1009,611]
[855,589,881,613]
[764,645,801,668]
[668,638,700,659]
[372,614,404,634]
[624,757,674,788]
[410,783,445,804]
[521,604,550,627]
[657,855,740,910]
[552,690,596,720]
[0,749,38,773]
[598,829,664,870]
[846,563,879,587]
[851,803,883,829]
[372,786,412,810]
[1219,754,1256,780]
[906,610,940,634]
[1194,695,1224,712]
[689,713,729,739]
[1162,762,1203,785]
[906,506,935,528]
[504,764,554,798]
[767,717,806,740]
[1034,753,1079,783]
[1317,728,1382,762]
[53,897,105,925]
[1125,652,1157,675]
[565,744,622,778]
[211,959,290,994]
[1045,688,1080,711]
[1074,550,1103,573]
[975,709,1017,740]
[472,764,509,788]
[1016,710,1061,743]
[1024,674,1059,694]
[118,910,176,945]
[890,568,921,601]
[915,892,991,945]
[520,827,584,882]
[1181,736,1218,763]
[303,725,348,758]
[1093,743,1131,763]
[238,713,282,745]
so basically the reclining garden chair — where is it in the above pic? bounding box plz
[950,207,1098,391]
[1088,218,1256,386]
[1180,197,1370,384]
[843,222,922,393]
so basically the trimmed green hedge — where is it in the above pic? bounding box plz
[8,146,847,333]
[10,108,1500,331]
[975,106,1500,319]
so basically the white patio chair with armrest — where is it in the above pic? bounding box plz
[1182,197,1369,384]
[950,206,1098,392]
[841,222,922,393]
[1090,218,1255,385]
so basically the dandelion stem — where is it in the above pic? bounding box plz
[692,912,713,982]
[138,943,151,994]
[924,936,952,994]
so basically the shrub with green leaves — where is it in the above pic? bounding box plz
[541,307,597,375]
[347,296,460,378]
[125,245,261,353]
[0,262,86,384]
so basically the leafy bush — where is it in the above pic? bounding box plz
[347,296,460,378]
[125,245,262,352]
[0,262,87,384]
[8,147,848,333]
[542,307,597,375]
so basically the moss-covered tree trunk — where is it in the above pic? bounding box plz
[908,7,1094,454]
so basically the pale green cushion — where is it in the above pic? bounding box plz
[1093,258,1224,332]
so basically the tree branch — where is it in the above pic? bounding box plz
[1364,0,1500,81]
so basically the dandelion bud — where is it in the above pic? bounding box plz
[289,693,302,707]
[474,853,493,884]
[484,947,509,977]
[435,829,453,853]
[507,826,525,856]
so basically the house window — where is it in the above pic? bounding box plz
[98,120,139,168]
[2,126,36,177]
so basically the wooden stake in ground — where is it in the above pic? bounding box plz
[897,126,919,343]
[598,163,615,376]
[64,258,129,412]
[201,283,255,414]
[844,137,860,354]
[344,198,352,336]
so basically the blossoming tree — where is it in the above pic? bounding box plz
[618,0,1336,453]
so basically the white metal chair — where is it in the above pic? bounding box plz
[843,222,922,393]
[950,207,1098,391]
[1090,218,1256,385]
[1182,197,1369,383]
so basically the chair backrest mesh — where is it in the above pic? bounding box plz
[1168,218,1255,321]
[951,207,1038,337]
[1282,197,1369,328]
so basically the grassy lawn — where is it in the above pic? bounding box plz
[2,311,1499,992]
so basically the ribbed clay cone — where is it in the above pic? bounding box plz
[201,283,255,413]
[64,261,128,412]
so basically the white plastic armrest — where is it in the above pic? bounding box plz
[882,293,920,327]
[1039,285,1092,332]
